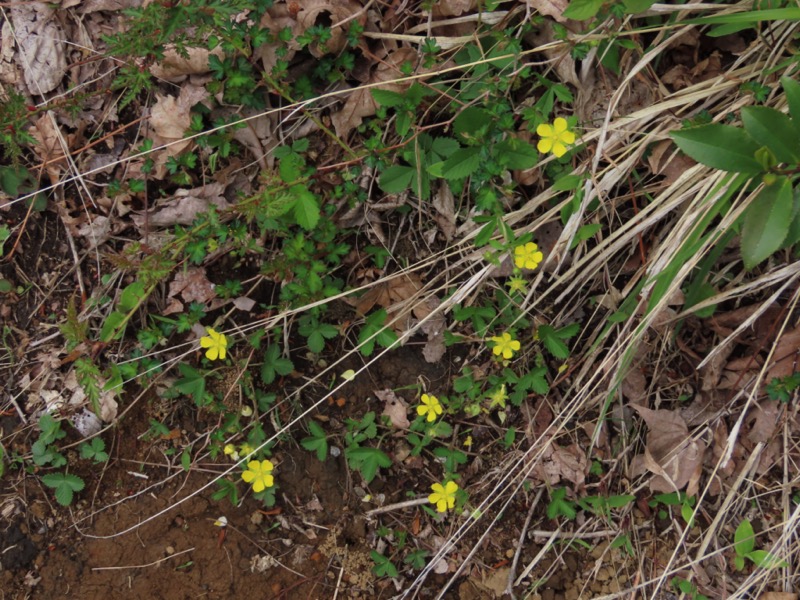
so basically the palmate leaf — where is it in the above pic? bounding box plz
[291,185,319,231]
[741,177,793,270]
[671,124,762,174]
[345,446,392,483]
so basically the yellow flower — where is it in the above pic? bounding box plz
[514,242,543,271]
[488,384,508,409]
[241,459,274,493]
[506,276,528,294]
[417,393,443,422]
[428,480,459,513]
[536,117,576,158]
[463,435,473,449]
[489,332,521,360]
[223,444,239,460]
[239,443,255,459]
[200,327,227,361]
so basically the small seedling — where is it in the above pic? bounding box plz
[370,550,399,578]
[546,487,577,520]
[41,472,85,506]
[79,438,109,463]
[301,421,328,462]
[733,519,788,570]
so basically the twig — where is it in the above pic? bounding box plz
[91,547,194,571]
[364,497,428,517]
[505,488,543,598]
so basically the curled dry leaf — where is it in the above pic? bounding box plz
[10,3,67,94]
[375,389,410,429]
[150,45,225,81]
[533,439,587,488]
[526,0,570,22]
[168,266,217,306]
[630,404,706,494]
[132,182,228,229]
[297,0,364,58]
[28,113,69,184]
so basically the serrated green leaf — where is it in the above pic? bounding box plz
[734,519,756,556]
[538,325,570,359]
[441,147,481,180]
[371,89,405,107]
[741,106,800,164]
[431,137,459,158]
[292,186,319,230]
[379,165,414,193]
[454,107,492,138]
[496,137,538,170]
[741,178,793,270]
[671,125,762,174]
[396,111,412,137]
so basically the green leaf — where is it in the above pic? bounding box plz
[734,554,746,571]
[671,124,762,174]
[441,147,481,180]
[396,111,412,137]
[741,106,800,164]
[261,344,294,385]
[454,107,493,139]
[783,76,800,125]
[734,519,756,557]
[496,137,538,170]
[431,137,459,158]
[346,446,392,483]
[292,186,320,230]
[622,0,655,14]
[741,177,793,270]
[570,223,602,249]
[301,421,328,462]
[746,549,788,569]
[538,325,570,359]
[371,89,405,107]
[41,473,85,506]
[562,0,604,20]
[379,165,415,193]
[119,281,147,312]
[174,363,207,405]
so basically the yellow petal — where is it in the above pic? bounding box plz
[445,481,458,494]
[536,123,554,137]
[553,118,568,132]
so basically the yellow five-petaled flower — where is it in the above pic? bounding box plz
[200,327,228,361]
[514,242,543,271]
[536,117,576,158]
[417,393,443,422]
[428,480,459,513]
[489,332,521,360]
[241,459,274,493]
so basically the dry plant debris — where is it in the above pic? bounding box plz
[1,1,799,599]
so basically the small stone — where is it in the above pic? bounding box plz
[165,546,175,555]
[506,549,515,559]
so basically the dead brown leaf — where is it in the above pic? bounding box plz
[376,389,410,429]
[758,592,798,600]
[533,440,587,488]
[168,267,217,307]
[150,45,225,80]
[10,3,67,94]
[132,182,229,230]
[148,84,209,178]
[766,324,800,381]
[28,113,69,183]
[297,0,364,58]
[527,0,569,22]
[631,404,706,493]
[746,400,781,445]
